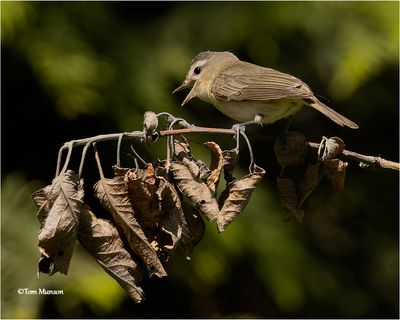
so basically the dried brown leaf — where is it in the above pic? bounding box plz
[36,170,83,275]
[298,162,322,208]
[179,202,205,259]
[126,163,185,261]
[32,184,52,227]
[322,159,348,190]
[277,178,304,223]
[318,137,345,160]
[170,161,219,221]
[126,164,159,228]
[174,138,191,159]
[274,132,307,167]
[155,177,184,258]
[222,149,239,183]
[94,168,166,278]
[203,141,224,194]
[217,164,266,232]
[78,206,145,303]
[174,139,210,179]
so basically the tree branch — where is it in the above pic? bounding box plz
[308,142,400,171]
[55,123,399,174]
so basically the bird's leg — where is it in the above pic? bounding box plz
[231,114,263,132]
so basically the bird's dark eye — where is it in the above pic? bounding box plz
[194,66,201,75]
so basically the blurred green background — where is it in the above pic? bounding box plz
[1,1,399,318]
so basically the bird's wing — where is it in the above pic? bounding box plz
[211,62,314,102]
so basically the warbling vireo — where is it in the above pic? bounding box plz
[173,51,358,129]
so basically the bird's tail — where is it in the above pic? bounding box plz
[310,99,359,129]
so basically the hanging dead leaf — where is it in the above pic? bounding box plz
[277,178,304,223]
[217,164,266,232]
[156,177,184,254]
[32,184,52,227]
[318,137,345,160]
[298,162,323,208]
[126,164,159,228]
[274,132,307,167]
[173,138,191,158]
[174,139,210,180]
[222,149,239,183]
[322,159,348,190]
[170,161,219,222]
[36,170,83,275]
[203,141,224,194]
[78,206,145,303]
[179,202,205,259]
[94,168,166,278]
[155,160,168,179]
[218,149,240,208]
[33,184,55,275]
[126,163,185,261]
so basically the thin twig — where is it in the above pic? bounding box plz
[159,126,236,136]
[56,142,73,177]
[116,133,124,167]
[78,142,92,178]
[61,131,144,148]
[93,142,105,179]
[239,130,255,170]
[130,145,147,166]
[56,145,65,178]
[308,142,400,171]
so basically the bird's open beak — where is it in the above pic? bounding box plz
[172,80,192,94]
[173,80,196,106]
[180,88,197,106]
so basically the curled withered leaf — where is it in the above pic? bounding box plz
[277,178,304,223]
[174,139,210,180]
[126,163,185,261]
[217,164,266,232]
[126,164,159,228]
[322,159,348,190]
[203,141,224,194]
[155,160,168,178]
[78,206,145,303]
[174,138,191,159]
[318,136,345,160]
[180,202,205,259]
[36,170,83,275]
[222,149,239,183]
[218,148,240,205]
[195,159,210,180]
[170,161,219,222]
[32,184,52,228]
[274,132,307,167]
[33,185,55,275]
[298,162,322,208]
[156,177,184,258]
[94,168,167,278]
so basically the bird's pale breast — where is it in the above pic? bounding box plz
[207,94,304,124]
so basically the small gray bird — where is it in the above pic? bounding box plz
[173,51,358,129]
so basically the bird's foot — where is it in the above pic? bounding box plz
[231,114,264,132]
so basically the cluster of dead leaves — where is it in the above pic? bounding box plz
[32,139,265,302]
[274,132,348,223]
